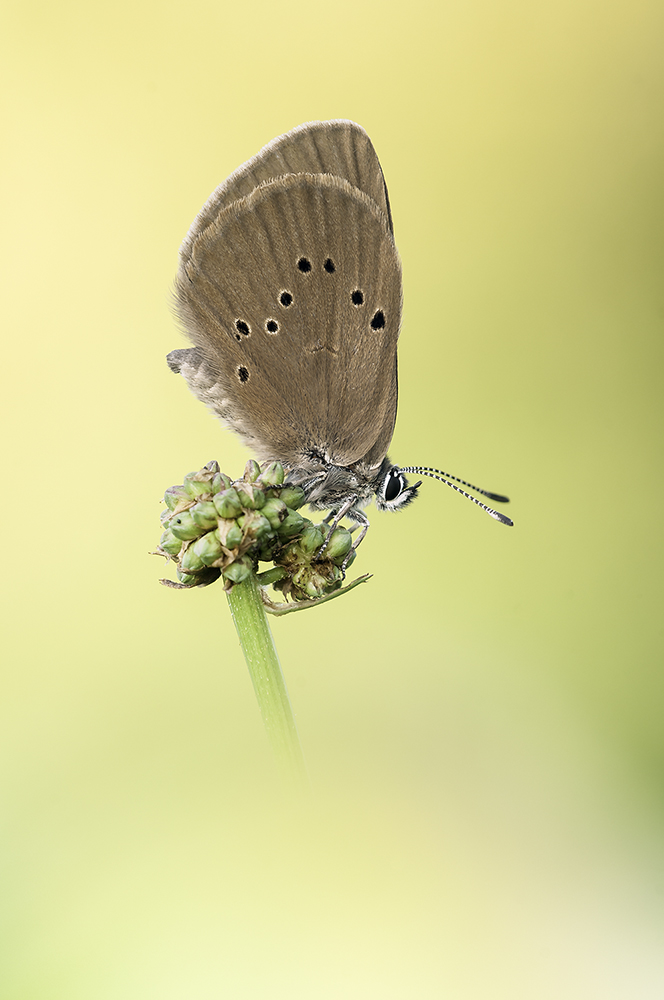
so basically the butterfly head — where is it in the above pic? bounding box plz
[374,463,421,512]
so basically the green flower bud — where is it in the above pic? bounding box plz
[275,540,301,564]
[218,520,244,549]
[325,527,353,563]
[257,539,279,562]
[292,566,327,599]
[176,570,198,586]
[277,509,304,537]
[169,511,203,540]
[183,473,215,499]
[159,529,183,557]
[212,471,232,493]
[223,558,253,584]
[179,544,205,573]
[164,485,191,511]
[235,483,266,510]
[203,460,220,475]
[278,485,306,510]
[237,510,273,541]
[259,461,285,486]
[299,523,325,554]
[213,488,243,519]
[192,529,223,566]
[190,500,218,530]
[244,459,261,482]
[303,563,343,598]
[261,497,288,530]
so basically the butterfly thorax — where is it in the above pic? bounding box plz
[281,454,421,522]
[284,458,385,522]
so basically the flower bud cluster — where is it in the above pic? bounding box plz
[156,460,355,601]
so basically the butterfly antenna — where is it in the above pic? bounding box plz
[400,466,514,526]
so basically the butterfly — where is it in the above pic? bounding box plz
[167,120,512,541]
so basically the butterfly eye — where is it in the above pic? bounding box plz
[376,466,420,512]
[384,469,405,502]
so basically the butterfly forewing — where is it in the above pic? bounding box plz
[175,172,402,469]
[179,120,394,265]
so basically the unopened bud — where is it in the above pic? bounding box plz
[259,461,285,487]
[243,459,261,482]
[237,510,272,541]
[212,472,232,493]
[159,529,183,557]
[213,488,243,519]
[293,565,327,599]
[192,530,223,566]
[164,485,191,511]
[261,497,288,530]
[223,558,253,584]
[179,544,205,574]
[257,539,279,562]
[169,511,202,541]
[183,472,215,499]
[299,524,325,554]
[278,485,306,510]
[235,483,266,510]
[277,509,304,537]
[217,520,243,549]
[190,500,218,530]
[325,527,353,563]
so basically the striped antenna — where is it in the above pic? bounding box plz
[399,466,514,526]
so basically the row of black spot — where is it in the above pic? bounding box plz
[234,294,385,341]
[234,305,385,385]
[293,258,386,329]
[296,256,334,273]
[234,317,280,341]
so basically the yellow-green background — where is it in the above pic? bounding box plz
[2,1,663,996]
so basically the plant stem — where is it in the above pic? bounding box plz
[226,574,308,790]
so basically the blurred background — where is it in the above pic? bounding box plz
[2,0,663,996]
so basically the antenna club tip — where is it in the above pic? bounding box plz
[400,465,514,526]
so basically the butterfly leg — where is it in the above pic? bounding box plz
[336,517,369,577]
[317,504,370,581]
[348,522,368,547]
[316,496,361,558]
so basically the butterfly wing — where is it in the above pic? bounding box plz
[179,120,393,266]
[173,171,402,472]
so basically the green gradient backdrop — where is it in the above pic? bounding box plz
[2,1,663,997]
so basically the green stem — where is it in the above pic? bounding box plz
[226,574,308,789]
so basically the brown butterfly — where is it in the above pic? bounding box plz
[168,120,512,541]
